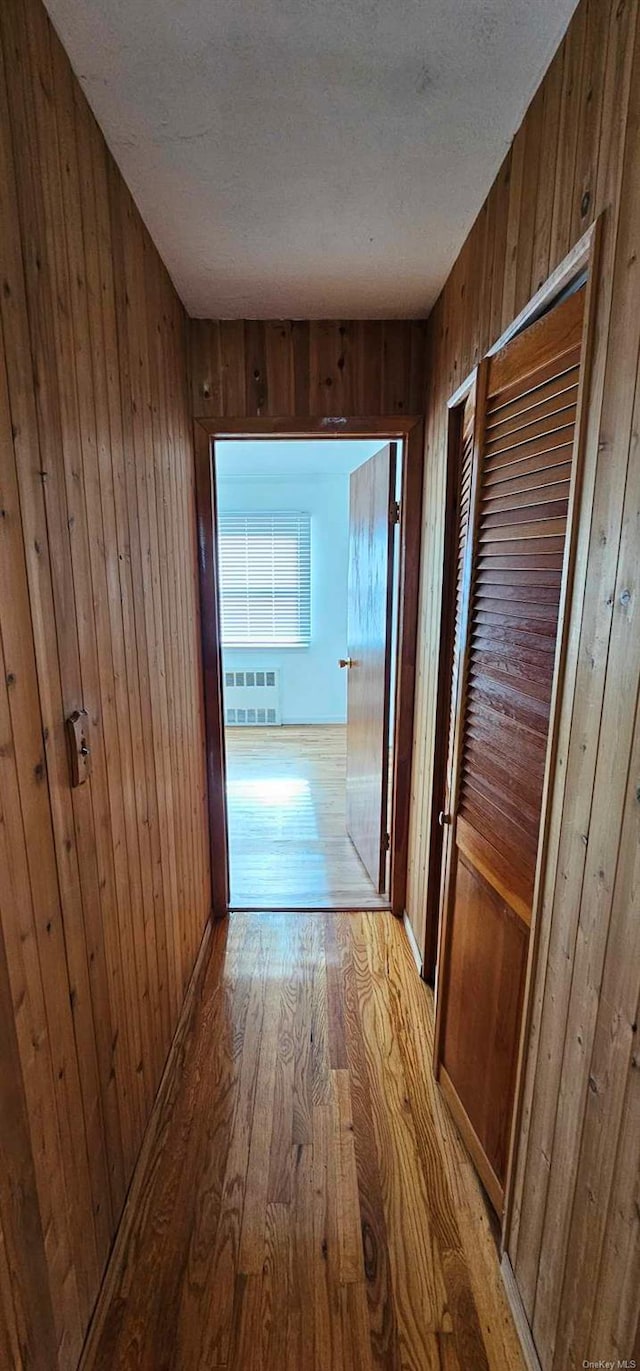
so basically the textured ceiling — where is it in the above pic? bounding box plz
[44,0,578,318]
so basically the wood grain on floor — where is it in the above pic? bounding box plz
[82,912,526,1371]
[225,726,389,909]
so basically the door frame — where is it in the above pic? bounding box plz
[429,218,602,1227]
[193,414,424,919]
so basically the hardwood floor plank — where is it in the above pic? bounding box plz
[313,1101,345,1370]
[145,926,250,1369]
[334,1069,365,1285]
[354,915,448,1370]
[291,919,315,1145]
[83,912,525,1371]
[198,923,275,1362]
[172,919,256,1364]
[326,916,348,1070]
[230,1273,263,1371]
[311,919,333,1106]
[287,1142,315,1369]
[381,917,492,1370]
[381,920,525,1371]
[260,1203,290,1371]
[340,1282,375,1371]
[334,915,400,1369]
[267,925,299,1204]
[238,933,285,1274]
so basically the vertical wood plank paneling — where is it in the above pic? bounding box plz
[529,46,563,297]
[509,0,639,1275]
[488,151,512,351]
[548,1,588,268]
[0,1221,24,1371]
[0,734,60,1371]
[0,85,87,1371]
[74,81,146,1174]
[0,0,103,1324]
[500,123,526,332]
[0,0,210,1364]
[189,319,426,420]
[527,27,640,1358]
[265,321,295,415]
[401,1,640,1368]
[514,84,544,310]
[568,0,609,248]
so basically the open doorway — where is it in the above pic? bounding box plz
[194,415,424,921]
[214,438,400,909]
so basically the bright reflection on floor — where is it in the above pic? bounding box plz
[225,726,388,909]
[227,777,311,808]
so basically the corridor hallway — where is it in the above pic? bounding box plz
[83,912,524,1370]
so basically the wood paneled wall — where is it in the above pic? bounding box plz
[406,0,640,1364]
[0,0,210,1364]
[189,319,427,419]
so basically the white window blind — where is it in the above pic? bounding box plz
[217,512,311,647]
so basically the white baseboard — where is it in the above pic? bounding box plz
[403,911,423,976]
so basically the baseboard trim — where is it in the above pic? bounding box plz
[439,1066,504,1216]
[79,915,213,1368]
[500,1253,543,1371]
[403,911,423,976]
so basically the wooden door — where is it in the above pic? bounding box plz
[436,286,586,1213]
[345,443,397,891]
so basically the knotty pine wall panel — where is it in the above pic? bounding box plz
[189,318,427,419]
[0,0,210,1364]
[406,0,640,1366]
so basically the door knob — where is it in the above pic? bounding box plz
[438,811,452,827]
[339,657,353,669]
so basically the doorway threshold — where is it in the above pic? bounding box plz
[228,903,392,914]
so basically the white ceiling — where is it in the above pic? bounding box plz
[45,0,578,319]
[216,439,383,480]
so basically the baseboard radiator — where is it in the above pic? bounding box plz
[223,669,281,726]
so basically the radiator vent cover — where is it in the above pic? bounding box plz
[224,669,281,726]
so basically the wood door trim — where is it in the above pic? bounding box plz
[487,220,599,359]
[446,220,599,422]
[500,1255,544,1371]
[433,360,489,1068]
[193,422,229,917]
[193,415,424,919]
[424,374,477,982]
[345,442,397,891]
[501,215,603,1248]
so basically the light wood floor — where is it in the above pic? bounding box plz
[83,911,525,1371]
[225,725,389,909]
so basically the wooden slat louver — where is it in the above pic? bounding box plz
[459,338,582,905]
[443,391,476,808]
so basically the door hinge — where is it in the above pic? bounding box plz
[383,831,391,852]
[390,500,401,525]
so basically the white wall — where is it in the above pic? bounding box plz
[217,472,349,725]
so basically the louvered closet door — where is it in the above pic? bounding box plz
[440,388,476,836]
[437,286,585,1214]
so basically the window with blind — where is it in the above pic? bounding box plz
[217,512,311,647]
